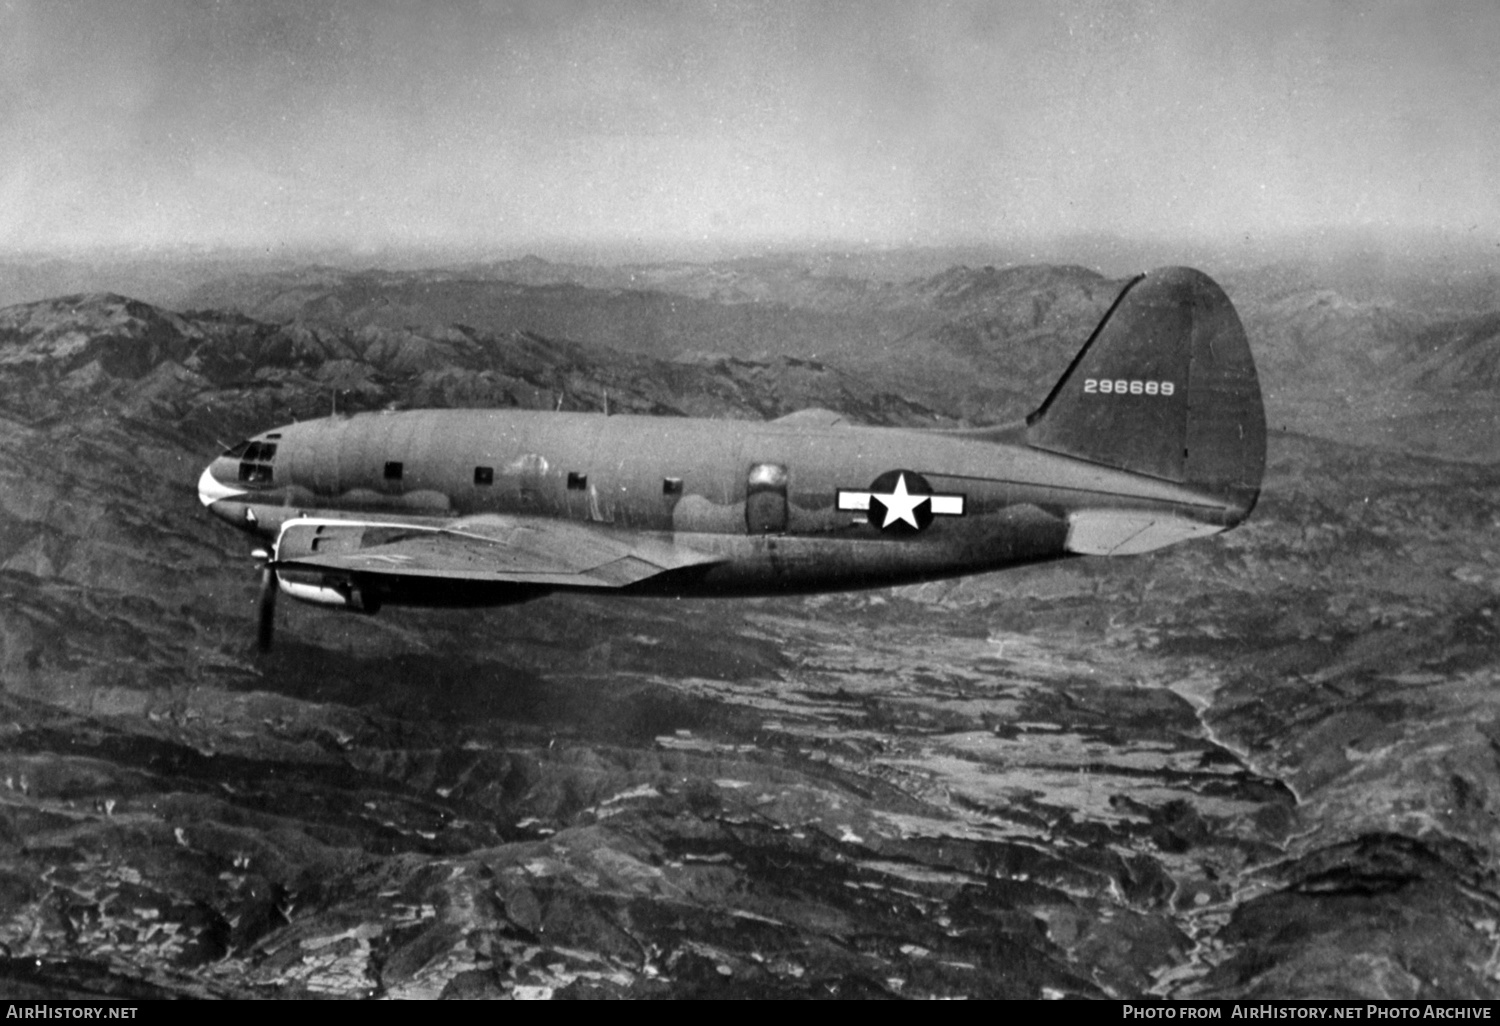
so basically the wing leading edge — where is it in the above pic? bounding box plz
[272,514,723,589]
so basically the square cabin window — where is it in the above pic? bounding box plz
[663,477,683,495]
[474,466,494,486]
[567,472,587,491]
[384,461,403,481]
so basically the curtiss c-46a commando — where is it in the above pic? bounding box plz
[198,267,1266,649]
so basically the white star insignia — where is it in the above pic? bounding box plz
[837,473,965,531]
[875,473,926,529]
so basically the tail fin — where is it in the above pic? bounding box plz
[1026,266,1265,513]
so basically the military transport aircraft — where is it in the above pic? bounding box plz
[198,266,1266,650]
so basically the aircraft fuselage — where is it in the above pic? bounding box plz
[200,408,1245,600]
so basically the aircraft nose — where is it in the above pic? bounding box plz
[198,460,246,507]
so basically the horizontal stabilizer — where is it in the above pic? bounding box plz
[770,407,850,428]
[1065,510,1225,556]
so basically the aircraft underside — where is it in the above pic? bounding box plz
[257,497,1080,611]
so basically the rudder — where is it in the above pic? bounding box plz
[1026,266,1265,512]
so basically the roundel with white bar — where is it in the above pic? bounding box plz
[836,470,966,534]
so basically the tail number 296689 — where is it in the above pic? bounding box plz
[1083,379,1175,396]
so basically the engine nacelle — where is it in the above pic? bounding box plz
[270,520,390,613]
[275,569,381,613]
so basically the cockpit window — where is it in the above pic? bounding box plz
[239,463,273,484]
[221,440,251,458]
[236,438,278,486]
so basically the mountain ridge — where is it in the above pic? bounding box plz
[4,264,1500,997]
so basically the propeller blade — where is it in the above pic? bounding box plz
[257,565,277,652]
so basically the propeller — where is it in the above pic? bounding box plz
[253,548,277,652]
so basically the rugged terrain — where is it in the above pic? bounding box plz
[2,259,1500,998]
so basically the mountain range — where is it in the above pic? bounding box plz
[2,257,1500,998]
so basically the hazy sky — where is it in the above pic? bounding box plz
[2,0,1497,254]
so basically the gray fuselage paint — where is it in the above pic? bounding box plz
[206,408,1247,597]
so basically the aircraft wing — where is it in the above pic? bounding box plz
[272,515,722,588]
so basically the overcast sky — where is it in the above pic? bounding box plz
[2,0,1496,254]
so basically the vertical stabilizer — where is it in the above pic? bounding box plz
[1026,267,1265,513]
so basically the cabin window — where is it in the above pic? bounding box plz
[384,461,403,481]
[567,472,587,490]
[474,466,494,486]
[663,477,683,495]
